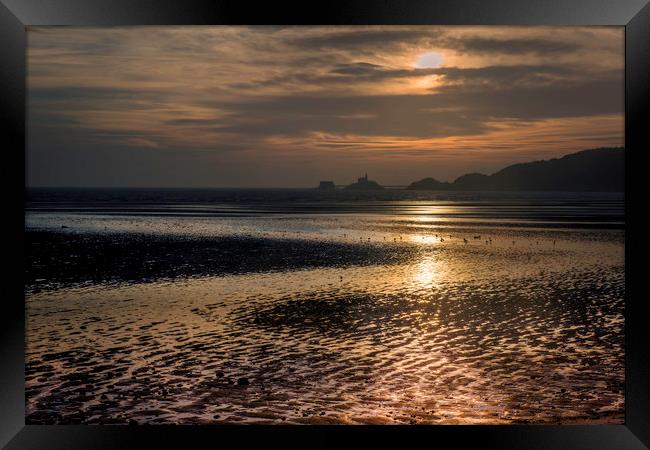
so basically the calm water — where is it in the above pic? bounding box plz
[27,188,624,220]
[25,189,625,424]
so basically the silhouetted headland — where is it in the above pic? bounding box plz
[318,181,336,190]
[345,173,384,190]
[407,147,624,192]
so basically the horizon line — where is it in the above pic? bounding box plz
[25,146,624,191]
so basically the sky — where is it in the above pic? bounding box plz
[27,26,624,188]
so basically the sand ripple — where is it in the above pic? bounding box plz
[26,225,624,424]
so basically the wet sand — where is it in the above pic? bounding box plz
[25,214,624,425]
[25,230,413,292]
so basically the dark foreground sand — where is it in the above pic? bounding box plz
[26,230,415,292]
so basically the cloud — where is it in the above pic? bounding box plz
[197,66,621,139]
[328,62,440,79]
[225,60,620,94]
[429,65,621,89]
[286,29,438,50]
[26,26,624,187]
[287,28,585,57]
[449,36,581,55]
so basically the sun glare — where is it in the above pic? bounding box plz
[415,51,443,69]
[414,257,441,287]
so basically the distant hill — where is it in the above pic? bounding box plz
[452,173,492,190]
[407,147,624,192]
[318,181,336,190]
[346,174,384,190]
[407,177,452,190]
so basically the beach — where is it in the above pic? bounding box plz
[25,189,625,424]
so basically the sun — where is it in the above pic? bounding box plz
[415,51,443,69]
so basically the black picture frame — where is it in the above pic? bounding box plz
[2,1,648,448]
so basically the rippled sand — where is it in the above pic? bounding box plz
[25,213,624,425]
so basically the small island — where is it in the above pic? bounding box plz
[345,174,384,190]
[317,181,336,190]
